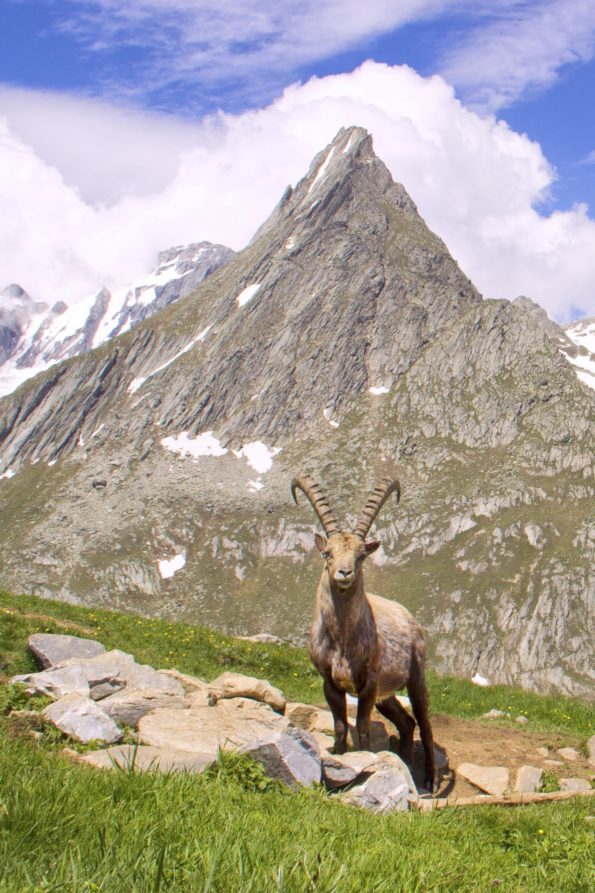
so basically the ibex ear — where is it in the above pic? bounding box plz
[365,540,380,555]
[314,532,328,553]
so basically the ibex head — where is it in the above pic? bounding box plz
[291,470,400,590]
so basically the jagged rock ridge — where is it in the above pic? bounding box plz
[0,241,235,398]
[0,127,593,700]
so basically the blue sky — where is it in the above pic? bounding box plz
[2,0,595,320]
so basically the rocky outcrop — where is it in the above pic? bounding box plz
[0,127,593,698]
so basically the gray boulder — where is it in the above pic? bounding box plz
[239,727,321,788]
[340,768,412,813]
[324,750,419,801]
[514,765,543,794]
[322,754,362,790]
[28,633,106,668]
[43,693,122,744]
[588,734,595,767]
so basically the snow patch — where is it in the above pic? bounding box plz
[162,431,227,458]
[1,469,15,479]
[285,237,296,250]
[197,324,212,341]
[323,407,340,428]
[128,377,146,395]
[369,385,390,395]
[576,368,595,389]
[471,673,490,687]
[237,283,261,307]
[158,552,186,579]
[234,441,280,474]
[248,479,264,491]
[307,146,336,194]
[342,132,356,154]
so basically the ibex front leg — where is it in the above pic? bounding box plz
[323,678,348,754]
[355,675,377,751]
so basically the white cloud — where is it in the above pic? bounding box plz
[2,62,595,320]
[57,0,453,103]
[0,86,203,204]
[440,0,595,111]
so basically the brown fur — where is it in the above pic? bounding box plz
[309,531,437,791]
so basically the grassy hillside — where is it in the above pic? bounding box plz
[1,590,593,893]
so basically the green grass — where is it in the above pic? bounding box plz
[1,733,593,893]
[1,589,594,892]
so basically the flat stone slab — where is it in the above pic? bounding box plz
[12,664,91,700]
[514,765,543,794]
[100,688,189,728]
[457,763,510,797]
[29,633,105,669]
[43,693,122,744]
[13,650,185,702]
[209,672,286,714]
[79,744,215,773]
[138,697,291,753]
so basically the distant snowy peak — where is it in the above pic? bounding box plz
[0,284,48,365]
[563,316,595,391]
[0,241,234,398]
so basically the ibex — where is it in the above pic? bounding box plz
[292,470,437,791]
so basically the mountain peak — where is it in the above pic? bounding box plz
[252,126,417,244]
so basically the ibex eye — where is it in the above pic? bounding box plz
[321,551,330,560]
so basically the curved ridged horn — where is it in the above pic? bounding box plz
[353,474,401,540]
[291,473,340,536]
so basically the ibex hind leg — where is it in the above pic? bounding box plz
[376,695,415,766]
[323,678,349,754]
[407,669,437,793]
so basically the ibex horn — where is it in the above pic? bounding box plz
[353,473,401,540]
[291,473,340,536]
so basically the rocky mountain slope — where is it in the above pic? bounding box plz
[0,127,593,699]
[0,241,234,398]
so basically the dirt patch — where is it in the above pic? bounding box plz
[411,713,592,797]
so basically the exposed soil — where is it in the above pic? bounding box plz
[411,713,592,798]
